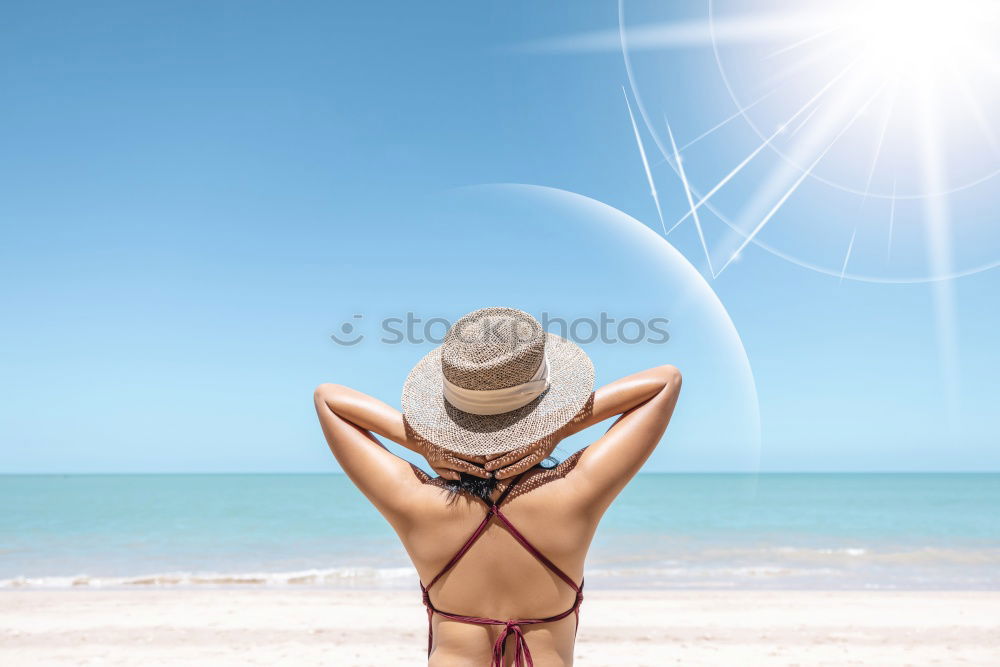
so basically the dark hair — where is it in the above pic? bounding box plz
[444,455,559,503]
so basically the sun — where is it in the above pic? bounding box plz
[522,0,1000,279]
[700,0,1000,204]
[849,0,994,80]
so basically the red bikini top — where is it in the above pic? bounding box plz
[419,472,584,667]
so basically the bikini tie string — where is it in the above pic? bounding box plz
[492,621,533,667]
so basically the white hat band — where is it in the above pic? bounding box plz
[442,355,549,415]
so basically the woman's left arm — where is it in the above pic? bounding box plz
[312,384,487,514]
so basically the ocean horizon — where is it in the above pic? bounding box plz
[4,472,998,591]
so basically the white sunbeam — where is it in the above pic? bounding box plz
[623,87,666,234]
[715,78,889,276]
[692,0,1000,211]
[840,227,858,282]
[583,0,1000,281]
[952,72,1000,154]
[668,54,865,235]
[763,25,840,60]
[790,102,824,136]
[916,80,962,428]
[676,88,776,155]
[523,11,828,53]
[666,120,715,276]
[756,36,855,96]
[887,179,897,260]
[656,31,850,165]
[862,82,899,202]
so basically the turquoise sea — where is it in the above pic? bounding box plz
[2,474,998,590]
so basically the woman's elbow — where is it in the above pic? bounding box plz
[652,364,682,389]
[313,383,346,404]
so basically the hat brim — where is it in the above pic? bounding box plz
[401,333,595,457]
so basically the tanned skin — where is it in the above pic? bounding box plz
[314,365,681,666]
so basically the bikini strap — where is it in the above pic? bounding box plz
[490,506,582,593]
[493,472,526,507]
[421,468,585,663]
[423,510,494,592]
[424,473,527,592]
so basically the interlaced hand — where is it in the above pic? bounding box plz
[419,440,492,481]
[482,396,593,478]
[482,434,557,479]
[403,417,491,480]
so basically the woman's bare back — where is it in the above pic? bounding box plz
[313,364,681,665]
[403,456,594,666]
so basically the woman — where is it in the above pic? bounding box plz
[314,308,681,666]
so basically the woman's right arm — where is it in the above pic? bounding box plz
[563,365,682,514]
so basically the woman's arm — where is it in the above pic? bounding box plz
[313,384,488,515]
[566,365,681,514]
[483,365,681,509]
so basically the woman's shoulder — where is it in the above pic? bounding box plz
[502,447,587,504]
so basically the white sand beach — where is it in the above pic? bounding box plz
[2,590,998,666]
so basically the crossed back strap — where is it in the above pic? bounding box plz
[419,472,585,667]
[422,472,580,594]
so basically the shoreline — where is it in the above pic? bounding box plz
[2,589,998,666]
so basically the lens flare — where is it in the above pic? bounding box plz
[545,0,1000,282]
[852,0,991,78]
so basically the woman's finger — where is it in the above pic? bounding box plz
[452,453,488,466]
[441,454,491,478]
[419,438,489,478]
[433,467,460,481]
[493,448,549,479]
[425,442,488,467]
[482,444,532,472]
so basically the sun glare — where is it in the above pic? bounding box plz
[851,0,991,79]
[606,0,1000,280]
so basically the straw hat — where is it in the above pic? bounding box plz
[401,308,594,457]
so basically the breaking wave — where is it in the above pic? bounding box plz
[4,546,999,590]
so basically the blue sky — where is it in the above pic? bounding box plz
[1,1,997,472]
